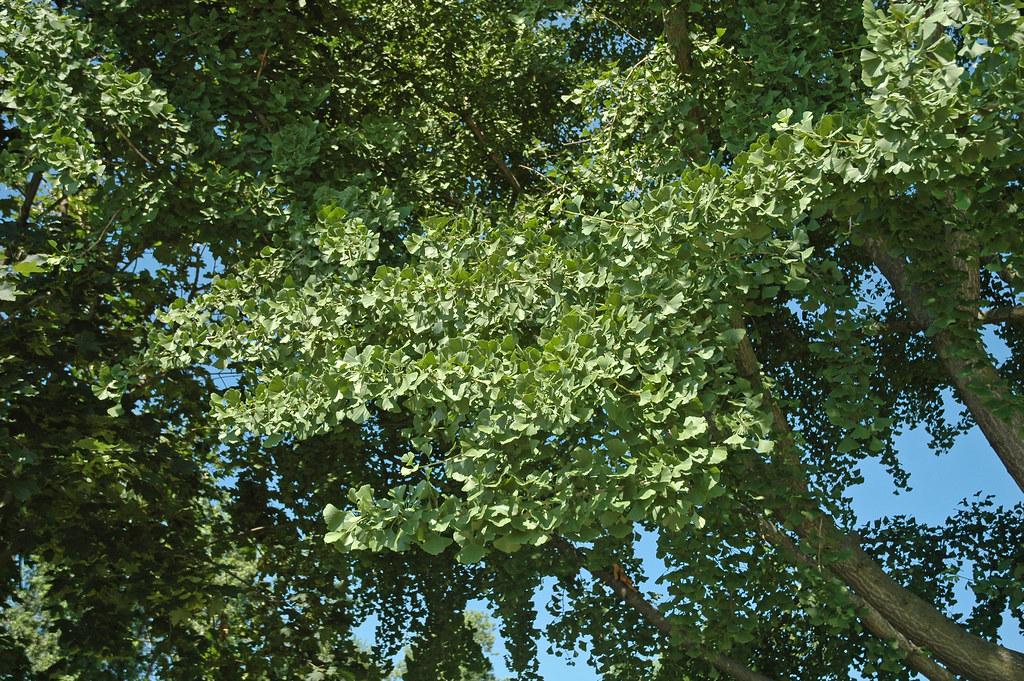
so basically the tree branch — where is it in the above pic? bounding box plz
[113,122,157,168]
[981,306,1024,325]
[885,305,1024,334]
[731,319,1024,681]
[754,518,956,681]
[550,536,779,681]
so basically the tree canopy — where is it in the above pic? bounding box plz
[2,0,1024,679]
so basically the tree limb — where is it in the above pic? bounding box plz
[981,306,1024,325]
[754,518,956,681]
[885,306,1024,334]
[731,320,1024,681]
[864,235,1024,494]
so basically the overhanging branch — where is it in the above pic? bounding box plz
[864,235,1024,493]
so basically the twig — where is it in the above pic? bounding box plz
[81,207,122,257]
[255,48,268,84]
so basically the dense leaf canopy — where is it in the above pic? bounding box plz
[2,0,1024,679]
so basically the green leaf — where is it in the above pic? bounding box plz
[420,535,452,555]
[12,256,46,276]
[718,328,746,345]
[457,542,486,564]
[492,535,522,554]
[323,504,344,531]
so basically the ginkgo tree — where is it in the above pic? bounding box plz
[5,0,1024,679]
[144,0,1024,678]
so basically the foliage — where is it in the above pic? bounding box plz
[3,0,1024,679]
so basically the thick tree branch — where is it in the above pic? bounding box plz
[982,305,1024,325]
[732,322,1024,681]
[550,536,778,681]
[865,235,1024,494]
[663,3,692,76]
[16,171,42,230]
[887,306,1024,334]
[460,100,522,200]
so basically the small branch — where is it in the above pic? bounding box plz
[254,111,272,133]
[81,207,122,257]
[587,7,643,45]
[550,536,778,681]
[460,99,522,199]
[255,48,268,84]
[16,172,43,230]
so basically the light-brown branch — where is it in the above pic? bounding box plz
[550,536,778,681]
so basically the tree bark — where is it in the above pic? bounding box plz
[663,3,692,76]
[865,235,1024,494]
[733,327,1024,681]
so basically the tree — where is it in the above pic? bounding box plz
[3,0,1024,679]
